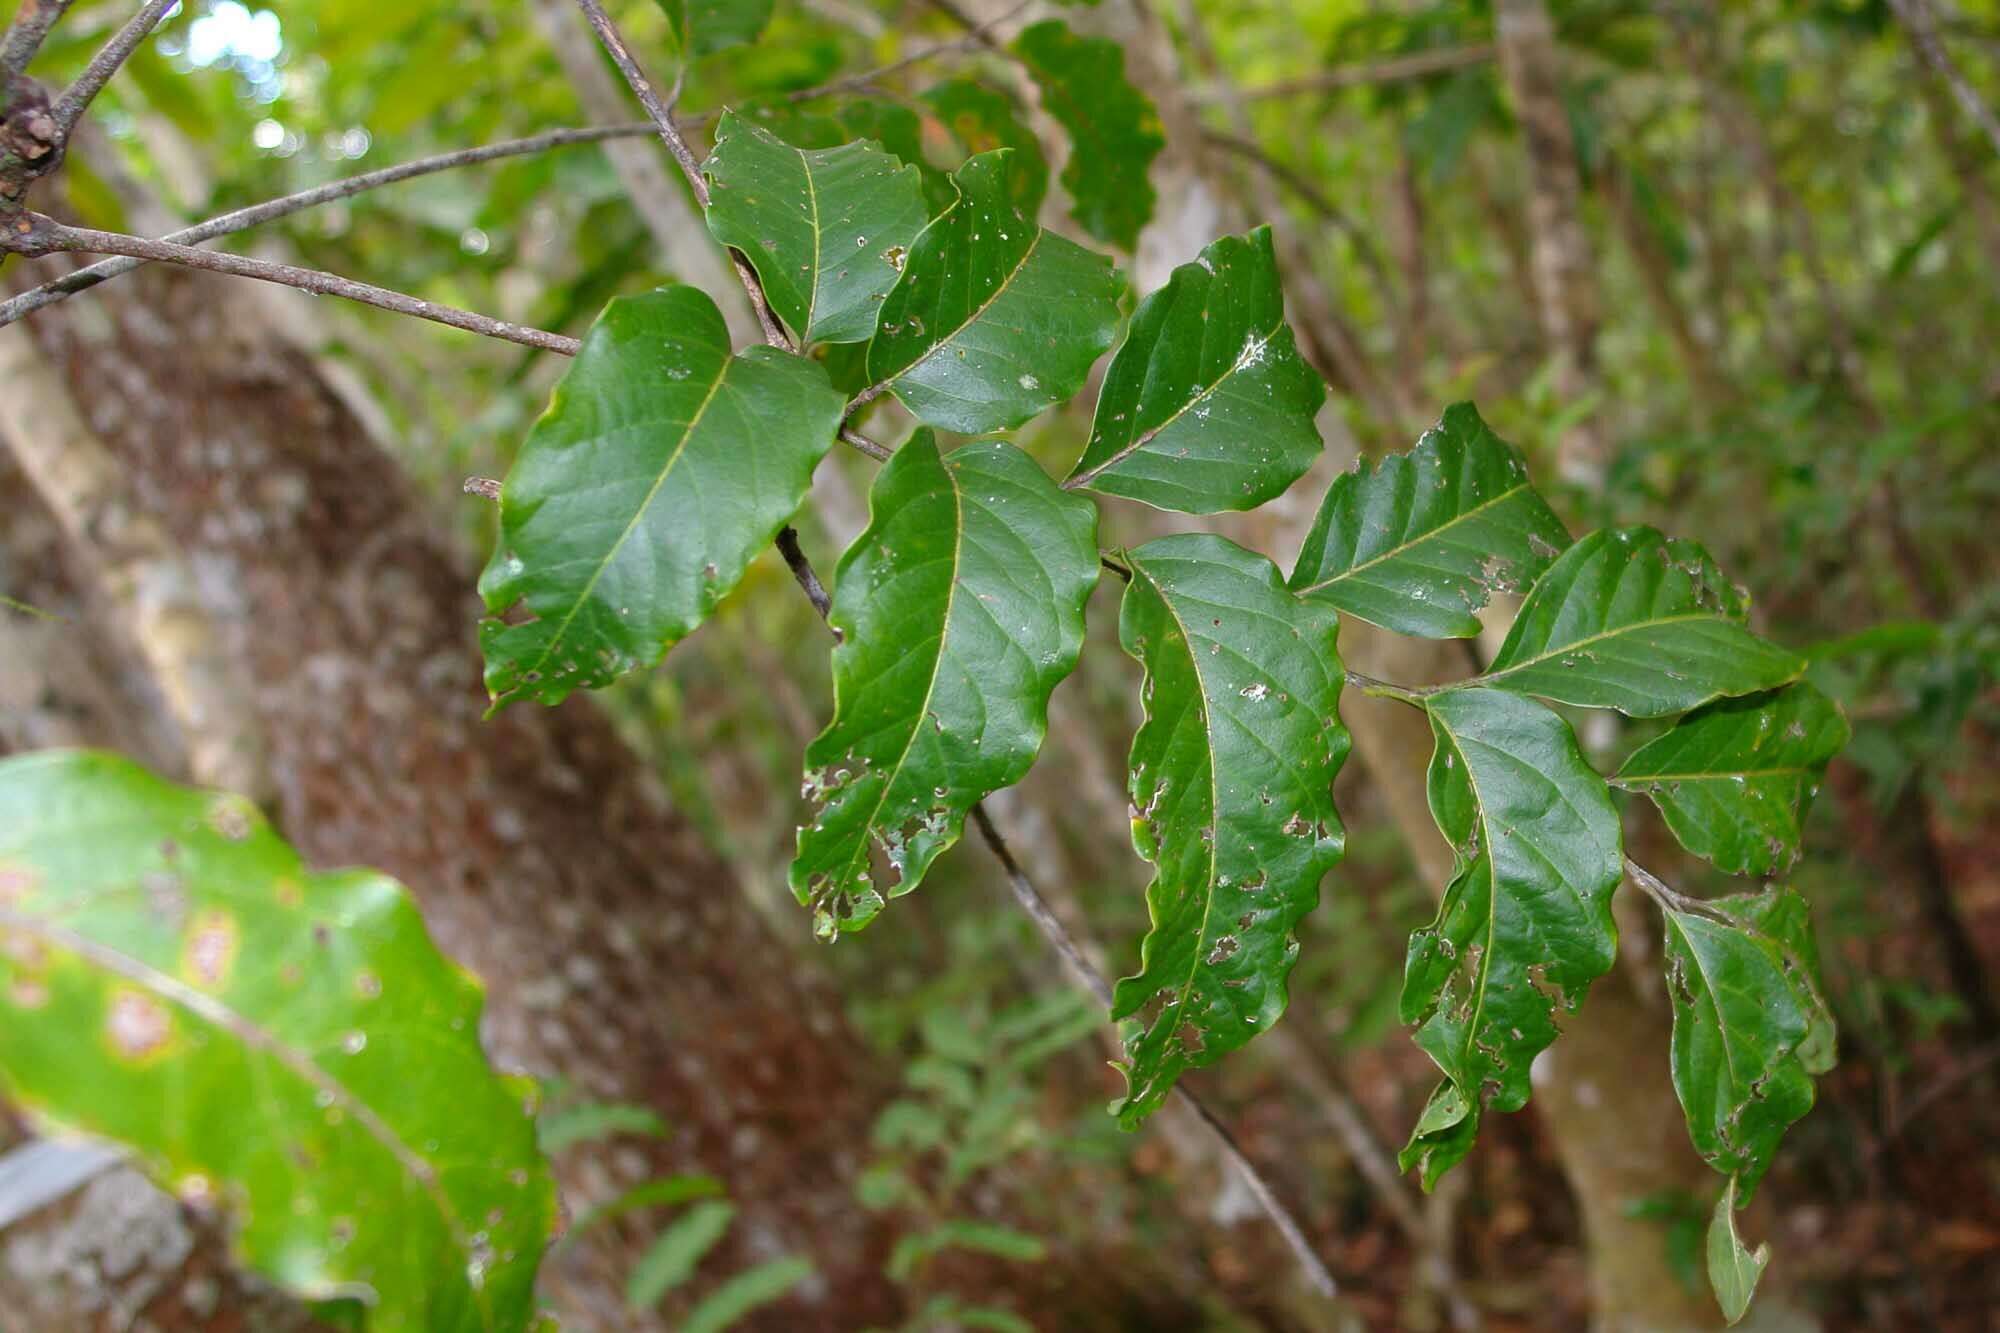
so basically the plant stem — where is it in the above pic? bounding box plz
[1,0,75,97]
[48,0,176,135]
[1346,670,1431,708]
[0,124,655,328]
[3,213,583,354]
[570,0,792,349]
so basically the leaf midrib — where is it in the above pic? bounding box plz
[1295,475,1543,596]
[870,190,1045,389]
[515,359,731,689]
[0,906,495,1330]
[839,451,966,885]
[1067,313,1284,491]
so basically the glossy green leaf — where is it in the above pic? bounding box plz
[920,79,1048,215]
[1110,534,1349,1126]
[791,432,1098,938]
[703,112,928,347]
[1399,688,1623,1184]
[1615,683,1851,876]
[1476,526,1806,716]
[661,0,773,56]
[1723,886,1835,1075]
[1290,402,1572,637]
[1707,1176,1769,1326]
[479,287,843,710]
[1663,901,1827,1199]
[0,751,557,1333]
[1066,227,1323,512]
[1011,20,1164,250]
[1400,1079,1480,1191]
[864,152,1125,435]
[627,1199,735,1310]
[682,1256,815,1333]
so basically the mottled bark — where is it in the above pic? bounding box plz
[0,260,904,1330]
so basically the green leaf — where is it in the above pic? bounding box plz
[1662,903,1826,1199]
[537,1099,668,1154]
[864,151,1125,435]
[1399,689,1623,1182]
[791,433,1098,937]
[479,287,844,710]
[1706,1177,1769,1326]
[1011,20,1165,249]
[1110,535,1349,1126]
[920,79,1048,215]
[1290,402,1572,638]
[703,112,929,347]
[1398,1079,1481,1191]
[889,1220,1047,1280]
[682,1256,815,1333]
[661,0,773,56]
[1723,886,1835,1075]
[1066,227,1324,513]
[0,751,557,1333]
[568,1175,724,1240]
[1476,526,1805,716]
[627,1199,735,1310]
[1614,683,1850,876]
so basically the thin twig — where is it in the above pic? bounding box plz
[571,0,791,348]
[1223,44,1497,103]
[775,526,833,621]
[49,0,176,135]
[968,804,1342,1302]
[1624,857,1732,921]
[4,213,582,354]
[1891,0,2000,159]
[1200,128,1398,305]
[0,124,655,328]
[1,0,76,96]
[838,426,894,462]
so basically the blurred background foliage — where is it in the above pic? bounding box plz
[9,0,2000,1327]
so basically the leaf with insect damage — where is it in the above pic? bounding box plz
[0,750,558,1332]
[1474,527,1804,716]
[1614,683,1849,877]
[1707,1175,1770,1325]
[1066,227,1324,513]
[1290,402,1572,638]
[1110,534,1349,1126]
[863,151,1124,435]
[1398,688,1623,1188]
[703,112,929,346]
[479,286,843,710]
[791,432,1097,938]
[1662,890,1832,1199]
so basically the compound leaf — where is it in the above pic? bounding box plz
[1290,402,1572,638]
[792,432,1097,938]
[480,287,843,710]
[1111,534,1349,1126]
[1663,900,1827,1199]
[661,0,773,56]
[0,750,558,1333]
[1011,20,1164,249]
[703,112,928,346]
[1615,683,1850,876]
[1399,688,1623,1185]
[864,151,1124,435]
[1067,227,1324,513]
[1477,526,1805,716]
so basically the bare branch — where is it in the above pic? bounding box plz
[1221,44,1497,103]
[1,0,76,97]
[1891,0,2000,159]
[967,803,1342,1303]
[0,124,654,328]
[50,0,176,135]
[5,213,581,354]
[570,0,791,348]
[838,426,894,462]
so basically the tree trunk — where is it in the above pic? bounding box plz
[0,259,905,1330]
